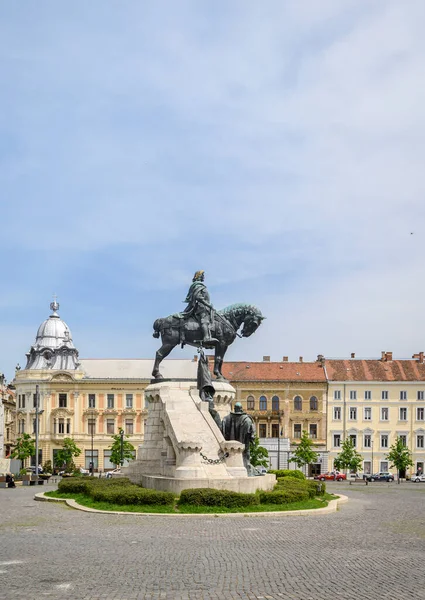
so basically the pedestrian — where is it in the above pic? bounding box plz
[6,473,16,488]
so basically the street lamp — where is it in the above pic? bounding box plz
[120,428,124,467]
[34,385,44,484]
[90,411,95,476]
[371,440,374,475]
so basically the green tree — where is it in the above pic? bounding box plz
[109,429,136,467]
[249,436,269,469]
[333,439,363,474]
[386,436,414,484]
[11,433,35,470]
[54,438,82,473]
[289,430,318,475]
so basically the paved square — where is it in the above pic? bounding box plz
[0,482,423,600]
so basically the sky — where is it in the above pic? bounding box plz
[1,1,424,382]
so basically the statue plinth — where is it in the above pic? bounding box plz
[125,379,276,494]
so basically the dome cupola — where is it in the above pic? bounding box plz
[25,300,81,370]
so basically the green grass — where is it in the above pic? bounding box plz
[44,490,337,514]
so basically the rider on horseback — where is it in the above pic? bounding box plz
[183,270,218,345]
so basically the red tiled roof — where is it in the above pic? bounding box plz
[326,360,425,382]
[221,362,327,382]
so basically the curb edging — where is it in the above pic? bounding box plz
[34,492,348,517]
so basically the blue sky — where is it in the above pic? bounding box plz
[1,1,424,381]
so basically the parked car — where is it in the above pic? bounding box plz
[364,472,394,482]
[411,473,425,483]
[314,471,346,481]
[106,468,122,479]
[79,467,90,475]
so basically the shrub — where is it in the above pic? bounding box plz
[58,478,93,494]
[274,477,325,498]
[259,489,310,504]
[268,469,305,480]
[90,486,175,506]
[179,488,260,508]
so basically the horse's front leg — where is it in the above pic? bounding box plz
[214,344,228,380]
[152,342,176,379]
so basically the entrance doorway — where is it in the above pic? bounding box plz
[309,463,321,477]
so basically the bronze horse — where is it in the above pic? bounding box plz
[152,303,265,380]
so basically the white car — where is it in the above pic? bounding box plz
[106,468,122,479]
[411,473,425,483]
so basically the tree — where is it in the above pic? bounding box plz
[109,429,136,468]
[54,438,82,473]
[289,430,318,475]
[386,436,413,484]
[333,439,363,474]
[11,433,35,470]
[249,436,269,469]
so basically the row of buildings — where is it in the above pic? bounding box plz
[1,301,424,477]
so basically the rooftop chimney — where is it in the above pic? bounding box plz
[282,356,288,362]
[299,356,303,363]
[263,356,270,362]
[317,354,325,364]
[412,352,424,364]
[351,353,355,359]
[381,351,386,361]
[193,355,198,362]
[382,351,393,362]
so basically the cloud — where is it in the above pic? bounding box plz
[0,0,424,379]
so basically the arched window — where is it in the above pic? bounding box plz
[310,396,318,411]
[259,395,267,411]
[272,395,280,411]
[247,395,255,410]
[294,396,302,411]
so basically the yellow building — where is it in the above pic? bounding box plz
[325,352,425,477]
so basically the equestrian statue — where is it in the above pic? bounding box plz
[152,270,265,380]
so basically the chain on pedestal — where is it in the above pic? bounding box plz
[199,452,229,465]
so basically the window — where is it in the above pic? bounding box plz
[333,407,341,420]
[380,461,389,472]
[125,419,134,435]
[349,407,357,420]
[418,391,424,401]
[85,450,98,470]
[294,424,302,438]
[417,407,424,421]
[363,461,371,475]
[350,391,357,400]
[381,407,389,421]
[309,424,317,439]
[107,394,115,409]
[272,396,280,411]
[399,407,407,421]
[399,435,407,446]
[364,434,371,448]
[66,419,71,434]
[259,423,267,437]
[18,394,21,409]
[271,423,279,437]
[364,391,371,400]
[33,393,37,408]
[58,419,65,434]
[59,393,67,408]
[400,391,407,400]
[21,394,25,409]
[334,390,341,400]
[88,394,96,409]
[349,434,357,447]
[381,435,388,448]
[364,407,371,421]
[333,434,341,447]
[417,435,424,449]
[125,394,133,409]
[103,450,114,470]
[294,396,302,411]
[382,391,388,400]
[247,395,255,410]
[88,418,96,435]
[106,419,115,434]
[310,396,318,411]
[259,396,267,411]
[20,419,25,434]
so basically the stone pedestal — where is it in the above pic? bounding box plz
[125,380,275,494]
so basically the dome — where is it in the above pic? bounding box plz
[34,302,75,350]
[24,301,80,371]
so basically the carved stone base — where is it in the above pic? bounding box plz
[124,380,276,493]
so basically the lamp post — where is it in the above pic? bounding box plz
[371,440,374,475]
[90,411,95,476]
[120,428,124,467]
[34,385,44,484]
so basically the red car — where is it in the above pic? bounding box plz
[314,471,346,481]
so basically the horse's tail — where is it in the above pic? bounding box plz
[152,318,162,339]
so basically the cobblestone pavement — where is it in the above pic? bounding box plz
[0,482,424,600]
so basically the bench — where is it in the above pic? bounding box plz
[349,478,368,485]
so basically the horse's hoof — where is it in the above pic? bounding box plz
[152,372,164,380]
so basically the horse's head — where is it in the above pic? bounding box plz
[241,307,266,338]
